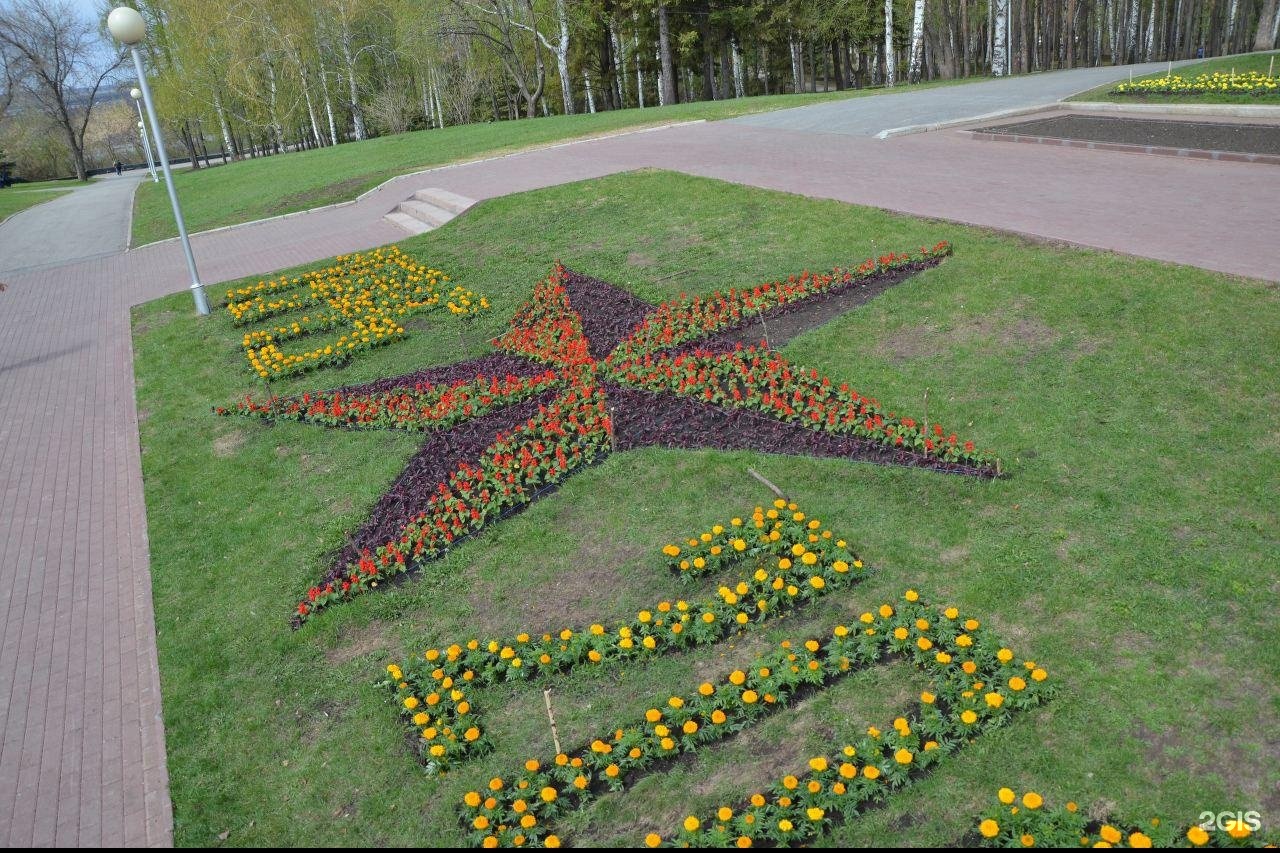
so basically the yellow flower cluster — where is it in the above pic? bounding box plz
[1113,70,1278,96]
[388,502,866,772]
[221,246,489,378]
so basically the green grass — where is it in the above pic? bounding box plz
[0,183,76,220]
[132,171,1279,847]
[1069,49,1280,103]
[129,80,973,247]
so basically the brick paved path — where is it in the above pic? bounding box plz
[2,65,1277,847]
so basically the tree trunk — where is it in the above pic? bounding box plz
[733,38,746,97]
[909,0,927,82]
[884,0,897,85]
[340,23,366,140]
[584,71,597,113]
[658,3,677,106]
[555,0,574,114]
[213,89,239,159]
[1254,0,1280,50]
[789,31,802,93]
[992,0,1010,75]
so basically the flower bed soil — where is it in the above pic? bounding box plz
[672,258,945,354]
[975,114,1280,157]
[560,269,657,359]
[606,386,996,478]
[328,388,563,574]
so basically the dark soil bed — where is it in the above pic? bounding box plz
[606,386,997,478]
[976,114,1280,156]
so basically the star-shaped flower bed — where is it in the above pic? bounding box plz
[220,241,996,624]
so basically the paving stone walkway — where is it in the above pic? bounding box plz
[1,61,1277,847]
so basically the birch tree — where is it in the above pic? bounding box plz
[908,0,927,82]
[991,0,1009,76]
[883,0,896,86]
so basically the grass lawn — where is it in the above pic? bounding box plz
[0,183,76,221]
[132,171,1279,847]
[129,79,976,247]
[1069,49,1280,103]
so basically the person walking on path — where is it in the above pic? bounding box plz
[114,160,123,176]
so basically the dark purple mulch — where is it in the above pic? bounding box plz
[561,269,656,359]
[326,388,562,577]
[668,258,944,356]
[328,352,545,397]
[604,385,997,479]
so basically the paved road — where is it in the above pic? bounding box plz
[0,172,145,276]
[2,60,1278,848]
[732,59,1196,135]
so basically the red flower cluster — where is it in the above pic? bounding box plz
[491,264,592,370]
[605,342,993,466]
[615,243,952,358]
[225,370,563,433]
[295,384,610,620]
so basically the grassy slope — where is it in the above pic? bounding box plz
[1069,49,1280,103]
[0,186,74,221]
[131,171,1279,847]
[129,81,976,247]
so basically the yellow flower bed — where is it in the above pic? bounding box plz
[1112,70,1279,97]
[380,500,1056,848]
[221,246,490,378]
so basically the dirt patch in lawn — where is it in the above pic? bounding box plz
[880,311,1064,364]
[213,429,248,458]
[323,620,403,666]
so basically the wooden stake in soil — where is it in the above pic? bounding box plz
[543,689,562,755]
[747,467,788,501]
[607,405,618,453]
[922,387,930,439]
[756,306,771,350]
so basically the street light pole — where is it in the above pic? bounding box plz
[108,6,209,317]
[131,88,159,182]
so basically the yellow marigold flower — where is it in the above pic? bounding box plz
[905,589,919,602]
[463,791,481,808]
[683,815,700,832]
[807,807,825,821]
[1225,820,1252,839]
[669,696,684,709]
[998,787,1015,804]
[736,836,752,848]
[520,814,537,829]
[540,786,557,802]
[1186,826,1209,846]
[839,763,857,778]
[1031,668,1048,682]
[1023,792,1043,810]
[980,819,1000,838]
[473,815,490,830]
[961,710,978,725]
[545,836,561,849]
[710,709,727,724]
[809,575,825,589]
[778,819,793,832]
[863,765,881,779]
[683,720,698,735]
[879,604,894,618]
[833,560,849,573]
[645,833,662,847]
[894,748,913,765]
[782,775,798,790]
[403,696,419,710]
[985,692,1005,709]
[917,637,934,651]
[1128,832,1152,848]
[894,627,910,641]
[1021,833,1035,847]
[809,757,828,772]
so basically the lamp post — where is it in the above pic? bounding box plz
[107,6,209,316]
[130,87,158,183]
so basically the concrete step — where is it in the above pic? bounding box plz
[396,199,453,228]
[384,211,432,235]
[412,187,476,215]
